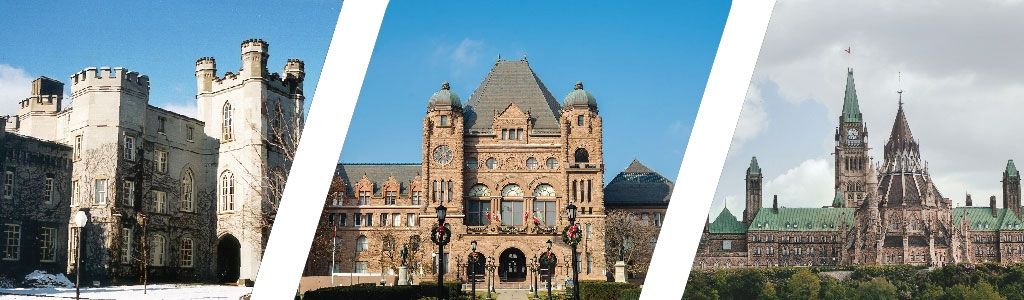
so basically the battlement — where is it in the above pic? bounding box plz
[196,57,217,70]
[70,67,150,92]
[19,95,61,108]
[241,38,269,54]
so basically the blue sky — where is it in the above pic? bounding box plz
[0,1,339,117]
[340,1,731,182]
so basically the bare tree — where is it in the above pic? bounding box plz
[303,175,345,276]
[604,211,659,279]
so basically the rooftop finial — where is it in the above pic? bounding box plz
[441,81,450,90]
[574,81,583,90]
[897,72,904,107]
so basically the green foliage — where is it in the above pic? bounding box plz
[758,282,779,300]
[578,280,638,300]
[620,288,642,300]
[783,269,821,300]
[682,264,1024,300]
[853,277,897,300]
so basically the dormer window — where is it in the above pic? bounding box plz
[439,115,450,127]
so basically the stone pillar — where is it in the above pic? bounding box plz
[398,266,409,285]
[614,261,627,283]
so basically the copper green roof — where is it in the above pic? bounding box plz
[842,68,862,123]
[1007,160,1019,178]
[953,207,1024,231]
[747,156,761,175]
[748,207,854,231]
[833,191,844,208]
[708,207,746,234]
[563,81,597,108]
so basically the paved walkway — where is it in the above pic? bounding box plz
[499,289,530,300]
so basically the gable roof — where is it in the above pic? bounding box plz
[463,59,562,135]
[604,159,674,208]
[336,163,421,196]
[708,207,746,234]
[953,207,1024,231]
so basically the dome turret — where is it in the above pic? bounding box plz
[563,81,597,108]
[428,82,461,110]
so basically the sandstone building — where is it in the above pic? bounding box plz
[304,59,672,287]
[2,39,303,285]
[695,69,1024,269]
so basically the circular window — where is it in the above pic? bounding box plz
[466,157,478,169]
[526,157,538,169]
[546,157,558,169]
[485,157,497,169]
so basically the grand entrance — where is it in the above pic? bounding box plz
[498,248,527,282]
[216,234,241,283]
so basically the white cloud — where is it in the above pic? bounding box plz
[0,64,34,116]
[729,84,769,155]
[434,38,485,78]
[763,158,834,208]
[711,0,1024,217]
[161,102,198,119]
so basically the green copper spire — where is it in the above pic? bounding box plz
[747,156,761,175]
[842,68,862,123]
[1007,160,1019,178]
[833,190,844,208]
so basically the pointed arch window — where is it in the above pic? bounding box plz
[222,102,234,141]
[220,171,235,211]
[181,170,194,212]
[356,235,369,252]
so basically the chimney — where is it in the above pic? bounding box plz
[991,195,998,217]
[966,194,973,207]
[772,195,779,213]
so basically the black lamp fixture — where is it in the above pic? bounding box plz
[437,203,448,224]
[566,203,577,224]
[546,239,552,251]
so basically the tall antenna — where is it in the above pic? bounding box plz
[897,72,904,106]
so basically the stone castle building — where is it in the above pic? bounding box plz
[2,39,303,285]
[303,59,672,286]
[0,111,73,281]
[695,68,1024,269]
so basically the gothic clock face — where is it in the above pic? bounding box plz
[847,128,859,140]
[432,145,453,165]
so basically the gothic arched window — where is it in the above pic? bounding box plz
[574,148,589,163]
[222,102,234,141]
[220,171,235,211]
[356,235,368,252]
[181,170,195,212]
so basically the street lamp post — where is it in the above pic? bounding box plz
[564,203,580,300]
[539,239,558,300]
[468,241,479,300]
[430,203,451,300]
[486,260,496,299]
[73,210,89,300]
[531,256,539,298]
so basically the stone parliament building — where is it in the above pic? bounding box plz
[695,69,1024,270]
[1,39,303,285]
[303,59,673,286]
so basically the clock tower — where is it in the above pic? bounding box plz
[423,82,466,218]
[834,68,871,208]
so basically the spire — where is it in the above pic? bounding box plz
[888,101,915,144]
[1007,160,1019,178]
[747,156,761,175]
[833,190,844,208]
[842,68,862,123]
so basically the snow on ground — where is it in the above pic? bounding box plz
[0,284,250,299]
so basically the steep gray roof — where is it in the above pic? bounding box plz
[605,160,674,207]
[464,59,562,135]
[336,163,421,196]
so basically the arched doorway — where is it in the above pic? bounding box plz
[498,248,527,282]
[216,234,241,283]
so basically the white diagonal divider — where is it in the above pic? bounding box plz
[641,1,775,299]
[251,1,390,299]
